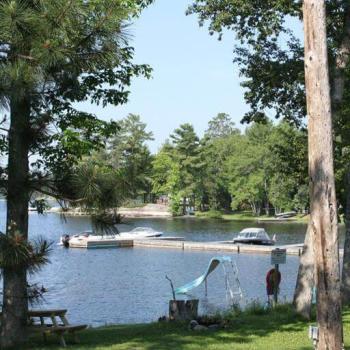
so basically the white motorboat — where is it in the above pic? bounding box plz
[119,227,163,239]
[232,228,275,246]
[59,227,163,248]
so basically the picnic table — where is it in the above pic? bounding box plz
[27,309,87,347]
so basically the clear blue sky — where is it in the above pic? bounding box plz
[80,0,250,153]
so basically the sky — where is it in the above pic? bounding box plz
[79,0,249,153]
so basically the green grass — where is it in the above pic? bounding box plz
[24,305,350,350]
[195,210,224,219]
[196,210,310,223]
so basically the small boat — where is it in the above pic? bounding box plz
[275,211,297,219]
[119,227,163,239]
[233,228,275,246]
[59,227,163,248]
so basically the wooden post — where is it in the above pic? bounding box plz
[273,264,279,305]
[169,300,199,321]
[40,317,47,343]
[303,1,343,349]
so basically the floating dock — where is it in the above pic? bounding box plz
[67,235,305,256]
[69,239,134,249]
[133,239,305,256]
[68,236,184,249]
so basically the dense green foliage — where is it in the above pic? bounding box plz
[78,114,154,208]
[186,0,350,214]
[109,114,154,201]
[0,0,152,205]
[149,114,308,216]
[88,113,307,216]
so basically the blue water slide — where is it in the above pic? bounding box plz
[175,256,232,295]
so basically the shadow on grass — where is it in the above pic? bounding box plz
[24,304,318,350]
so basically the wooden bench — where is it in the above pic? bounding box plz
[27,309,87,347]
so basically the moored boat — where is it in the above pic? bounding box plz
[232,228,275,246]
[59,227,163,248]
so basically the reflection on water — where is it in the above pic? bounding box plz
[0,201,322,326]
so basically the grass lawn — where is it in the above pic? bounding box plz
[195,210,309,223]
[25,305,350,350]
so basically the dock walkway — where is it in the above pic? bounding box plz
[66,235,306,256]
[134,239,305,256]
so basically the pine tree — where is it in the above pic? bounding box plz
[0,1,151,347]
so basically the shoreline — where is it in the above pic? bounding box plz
[44,203,172,218]
[40,207,308,221]
[196,211,310,223]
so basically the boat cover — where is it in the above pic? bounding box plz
[175,256,232,294]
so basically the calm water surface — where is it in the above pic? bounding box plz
[0,202,327,326]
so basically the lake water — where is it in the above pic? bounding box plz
[0,202,317,326]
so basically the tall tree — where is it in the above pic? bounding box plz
[205,112,239,139]
[170,124,203,215]
[227,122,272,216]
[110,114,154,201]
[267,122,308,213]
[152,141,182,214]
[303,0,342,348]
[201,113,239,210]
[0,1,152,347]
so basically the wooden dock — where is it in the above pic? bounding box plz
[133,239,305,256]
[69,239,134,249]
[67,235,306,256]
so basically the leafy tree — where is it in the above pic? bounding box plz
[205,112,239,139]
[268,176,298,213]
[199,114,239,210]
[170,124,203,214]
[267,122,308,213]
[0,1,152,347]
[226,123,272,215]
[152,141,180,196]
[110,114,154,201]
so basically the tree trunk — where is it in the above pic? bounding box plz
[303,1,343,349]
[332,4,350,107]
[250,201,256,215]
[256,203,261,216]
[342,168,350,305]
[332,4,350,306]
[169,300,199,321]
[295,2,350,313]
[0,97,30,348]
[293,224,314,319]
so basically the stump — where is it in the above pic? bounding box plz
[169,300,199,321]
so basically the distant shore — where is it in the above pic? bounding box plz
[35,204,312,222]
[195,210,310,223]
[45,203,172,218]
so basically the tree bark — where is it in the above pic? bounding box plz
[0,96,30,348]
[295,2,350,312]
[341,168,350,305]
[303,1,343,349]
[332,4,350,306]
[332,4,350,107]
[293,224,314,319]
